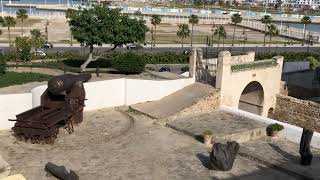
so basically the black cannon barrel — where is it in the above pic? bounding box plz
[48,74,91,95]
[45,162,79,180]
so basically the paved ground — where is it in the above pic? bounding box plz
[0,108,298,180]
[130,83,214,119]
[240,137,320,179]
[167,111,267,144]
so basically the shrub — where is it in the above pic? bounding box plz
[15,37,32,62]
[181,66,189,72]
[307,56,320,69]
[112,52,145,74]
[63,57,112,68]
[203,129,213,136]
[0,54,6,74]
[267,123,284,132]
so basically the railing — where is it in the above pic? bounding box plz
[231,59,278,72]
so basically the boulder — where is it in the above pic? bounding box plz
[210,141,240,171]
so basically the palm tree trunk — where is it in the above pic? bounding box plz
[182,38,184,47]
[263,24,267,46]
[232,23,236,46]
[302,24,306,46]
[191,23,194,47]
[269,35,271,53]
[217,36,220,52]
[21,19,24,36]
[154,25,157,47]
[8,27,11,48]
[70,34,73,47]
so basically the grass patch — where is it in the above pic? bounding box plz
[0,72,52,88]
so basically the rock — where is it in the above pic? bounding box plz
[0,155,11,178]
[210,141,240,171]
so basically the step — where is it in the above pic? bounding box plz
[167,110,267,144]
[130,83,214,119]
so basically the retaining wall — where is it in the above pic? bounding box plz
[0,77,195,129]
[274,94,320,132]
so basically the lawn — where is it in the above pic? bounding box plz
[0,72,52,88]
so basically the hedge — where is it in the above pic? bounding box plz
[0,54,6,74]
[142,52,189,64]
[112,52,145,74]
[232,59,278,72]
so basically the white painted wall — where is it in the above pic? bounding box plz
[0,77,195,129]
[0,93,32,130]
[125,78,195,105]
[221,105,320,149]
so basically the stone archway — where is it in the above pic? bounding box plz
[238,81,264,115]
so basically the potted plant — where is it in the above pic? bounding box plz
[203,129,213,145]
[267,123,284,137]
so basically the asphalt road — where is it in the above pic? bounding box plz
[1,45,319,56]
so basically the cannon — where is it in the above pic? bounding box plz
[10,74,91,144]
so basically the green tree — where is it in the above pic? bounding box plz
[261,15,272,46]
[231,13,242,46]
[30,29,45,53]
[188,14,199,47]
[16,9,28,37]
[150,14,161,47]
[301,15,312,46]
[177,24,190,47]
[15,36,31,62]
[2,16,16,47]
[266,24,279,52]
[214,26,226,52]
[66,8,77,46]
[69,5,148,72]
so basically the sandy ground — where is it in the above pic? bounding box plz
[0,17,288,44]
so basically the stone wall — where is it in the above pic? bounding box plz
[169,89,221,120]
[274,94,320,132]
[230,52,255,65]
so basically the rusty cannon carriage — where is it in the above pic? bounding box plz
[10,74,91,144]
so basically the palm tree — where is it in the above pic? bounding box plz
[214,26,226,52]
[231,13,242,46]
[266,24,279,52]
[150,15,161,47]
[2,16,16,47]
[30,29,45,53]
[188,14,199,47]
[66,9,77,46]
[301,15,312,46]
[177,24,190,48]
[16,9,28,37]
[261,15,272,46]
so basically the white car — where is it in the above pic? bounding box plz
[33,50,46,56]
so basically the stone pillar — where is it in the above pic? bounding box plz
[189,48,197,78]
[246,51,255,62]
[195,48,203,82]
[216,51,231,90]
[216,51,232,107]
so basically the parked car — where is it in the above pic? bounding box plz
[126,43,143,50]
[159,66,171,72]
[42,43,53,48]
[33,50,46,56]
